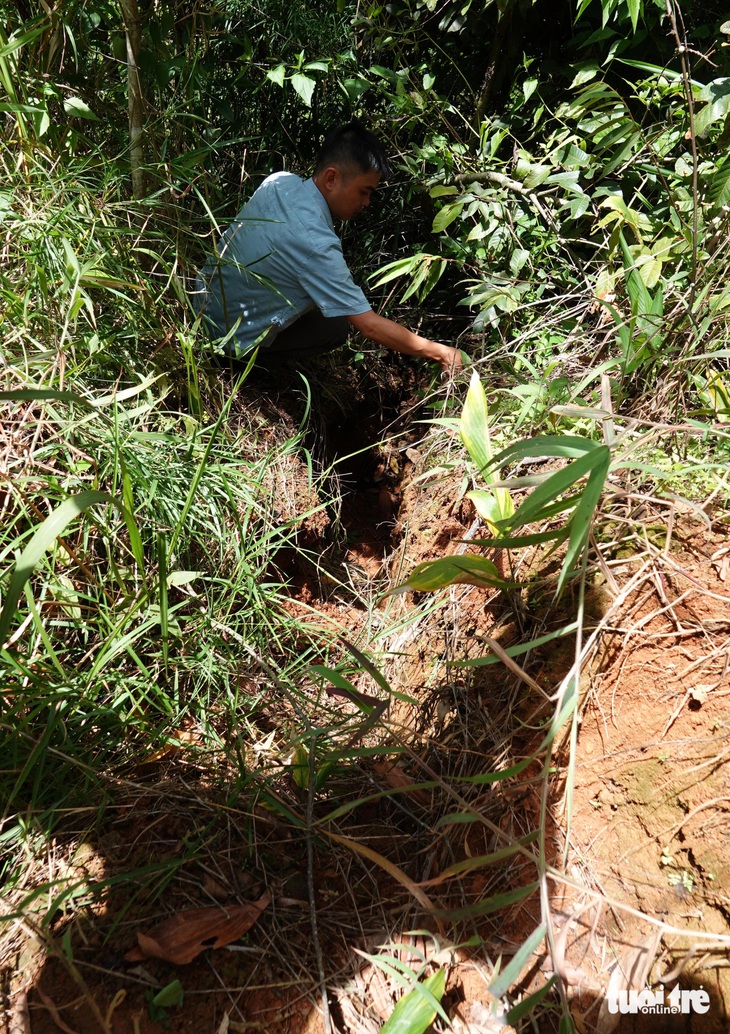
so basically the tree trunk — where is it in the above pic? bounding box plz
[474,8,519,136]
[118,0,145,199]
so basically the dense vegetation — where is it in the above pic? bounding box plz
[2,0,730,1029]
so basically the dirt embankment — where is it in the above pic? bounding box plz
[4,363,730,1034]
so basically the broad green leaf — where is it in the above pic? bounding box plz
[486,436,599,475]
[467,489,506,531]
[489,924,546,998]
[266,63,286,86]
[523,77,538,101]
[693,78,730,137]
[637,253,661,290]
[429,185,458,198]
[369,256,421,287]
[63,96,99,120]
[570,62,598,88]
[432,202,463,233]
[557,448,610,594]
[341,77,368,102]
[387,555,508,595]
[290,73,315,106]
[459,373,514,523]
[304,60,328,71]
[379,967,447,1034]
[708,157,730,208]
[460,370,492,474]
[509,446,608,531]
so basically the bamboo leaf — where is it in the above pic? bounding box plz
[379,967,447,1034]
[387,555,508,595]
[508,447,605,530]
[557,447,611,594]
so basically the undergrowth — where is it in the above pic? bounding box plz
[2,3,730,1033]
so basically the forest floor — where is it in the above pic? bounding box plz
[3,362,730,1034]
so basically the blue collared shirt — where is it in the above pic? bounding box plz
[193,173,370,356]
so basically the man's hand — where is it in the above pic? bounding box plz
[435,344,463,375]
[348,310,465,372]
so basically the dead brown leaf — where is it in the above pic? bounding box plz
[125,890,271,965]
[372,760,430,804]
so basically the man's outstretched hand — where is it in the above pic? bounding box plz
[435,344,463,375]
[348,310,466,373]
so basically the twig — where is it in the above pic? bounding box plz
[664,0,700,320]
[306,736,336,1034]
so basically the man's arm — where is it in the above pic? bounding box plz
[348,310,462,374]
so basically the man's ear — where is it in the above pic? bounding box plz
[320,166,340,191]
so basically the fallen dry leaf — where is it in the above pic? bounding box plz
[125,890,271,965]
[372,760,430,805]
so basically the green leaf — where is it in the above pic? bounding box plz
[387,555,508,595]
[708,157,730,208]
[341,77,368,102]
[429,185,458,198]
[379,967,447,1034]
[432,202,463,233]
[570,62,598,88]
[0,491,133,646]
[509,446,608,531]
[557,447,610,594]
[489,924,546,998]
[459,372,514,524]
[467,489,506,531]
[459,370,492,474]
[505,976,558,1025]
[63,96,99,120]
[266,63,286,87]
[152,980,184,1009]
[369,256,421,287]
[694,78,730,137]
[290,73,315,106]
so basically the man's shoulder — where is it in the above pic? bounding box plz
[253,171,307,205]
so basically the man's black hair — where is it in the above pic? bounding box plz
[314,121,392,179]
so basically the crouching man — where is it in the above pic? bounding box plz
[193,121,462,374]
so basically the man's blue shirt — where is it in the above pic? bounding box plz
[194,173,370,356]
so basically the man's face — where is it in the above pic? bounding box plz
[319,167,381,221]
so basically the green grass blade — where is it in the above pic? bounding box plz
[488,923,546,998]
[0,490,115,646]
[504,976,557,1025]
